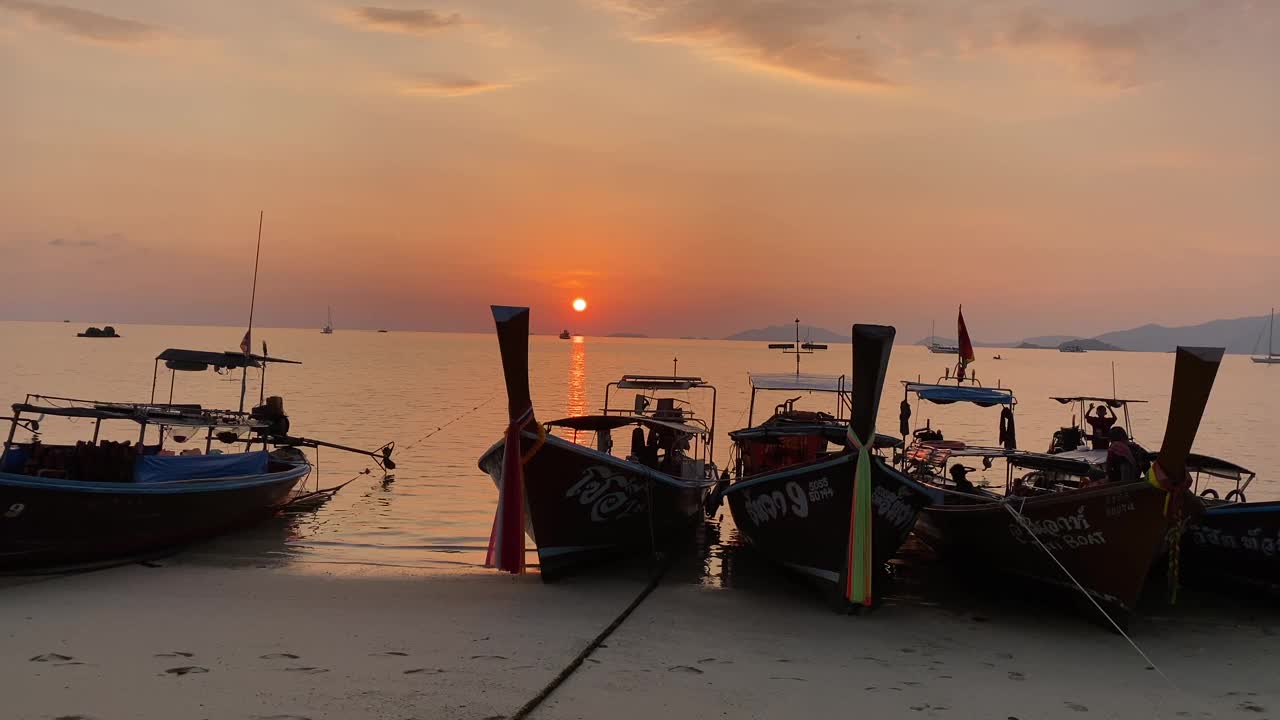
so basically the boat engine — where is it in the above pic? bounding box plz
[251,395,291,438]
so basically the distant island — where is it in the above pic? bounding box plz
[1017,338,1122,352]
[727,313,1272,354]
[607,332,649,338]
[725,324,849,343]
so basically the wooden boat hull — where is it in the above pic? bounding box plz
[0,463,309,569]
[915,481,1179,620]
[1182,501,1280,592]
[724,453,940,605]
[478,432,715,579]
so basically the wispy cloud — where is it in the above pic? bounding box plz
[599,0,1270,91]
[345,6,465,36]
[599,0,901,90]
[400,73,511,97]
[0,0,163,45]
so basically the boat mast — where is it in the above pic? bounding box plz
[239,211,264,414]
[1271,308,1275,357]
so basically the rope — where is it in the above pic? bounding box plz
[507,559,670,720]
[401,394,498,452]
[998,499,1176,688]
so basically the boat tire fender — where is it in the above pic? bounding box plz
[1199,488,1218,499]
[1225,489,1246,503]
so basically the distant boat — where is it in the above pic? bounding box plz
[1251,308,1279,364]
[992,354,1002,360]
[321,306,334,335]
[926,320,958,354]
[62,320,70,323]
[1060,344,1086,353]
[77,326,119,338]
[377,329,389,333]
[559,330,571,339]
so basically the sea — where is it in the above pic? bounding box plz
[1,321,1276,581]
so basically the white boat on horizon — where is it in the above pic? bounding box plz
[321,306,334,335]
[1252,308,1279,364]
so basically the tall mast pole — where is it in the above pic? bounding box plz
[239,211,264,413]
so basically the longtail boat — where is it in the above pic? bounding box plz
[1033,396,1280,595]
[911,346,1223,624]
[721,323,941,610]
[478,306,719,579]
[1179,455,1280,593]
[0,348,394,570]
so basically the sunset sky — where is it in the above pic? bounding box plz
[2,0,1277,340]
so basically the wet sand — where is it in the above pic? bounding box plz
[4,548,1278,720]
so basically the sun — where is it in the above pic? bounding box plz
[572,298,587,312]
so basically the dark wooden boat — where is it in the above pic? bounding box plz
[1182,455,1280,592]
[722,324,941,609]
[0,348,393,570]
[0,450,309,569]
[912,346,1224,624]
[479,306,719,579]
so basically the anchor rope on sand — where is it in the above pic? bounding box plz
[998,497,1176,689]
[507,557,672,720]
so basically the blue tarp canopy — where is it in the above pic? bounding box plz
[905,383,1015,407]
[133,450,268,483]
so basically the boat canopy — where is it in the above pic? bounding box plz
[730,423,900,449]
[1185,452,1254,481]
[1050,396,1147,407]
[545,414,708,436]
[1007,450,1097,475]
[614,375,707,391]
[904,383,1015,407]
[749,372,847,393]
[10,399,266,429]
[157,348,300,372]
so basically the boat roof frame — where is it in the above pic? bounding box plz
[603,373,717,463]
[745,372,853,427]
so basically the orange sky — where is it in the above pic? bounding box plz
[1,0,1277,341]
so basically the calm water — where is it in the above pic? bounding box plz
[1,321,1277,576]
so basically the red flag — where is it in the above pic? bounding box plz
[240,330,251,355]
[957,306,975,367]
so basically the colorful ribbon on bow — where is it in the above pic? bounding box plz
[844,428,875,607]
[485,408,544,574]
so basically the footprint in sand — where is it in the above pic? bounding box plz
[470,655,508,661]
[668,665,704,674]
[1236,703,1266,713]
[154,651,194,658]
[403,668,446,675]
[252,715,313,720]
[30,653,73,663]
[371,651,410,657]
[769,676,806,682]
[1007,671,1025,681]
[283,667,329,675]
[1064,702,1089,712]
[697,658,734,666]
[163,666,208,676]
[260,653,301,660]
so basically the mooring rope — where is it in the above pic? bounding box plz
[400,394,499,452]
[998,498,1176,688]
[507,559,670,720]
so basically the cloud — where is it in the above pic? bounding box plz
[345,6,465,36]
[994,7,1194,89]
[599,0,902,89]
[400,73,511,97]
[47,232,127,249]
[0,0,162,45]
[599,1,1271,91]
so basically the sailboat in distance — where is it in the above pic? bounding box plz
[1252,308,1279,364]
[321,306,334,335]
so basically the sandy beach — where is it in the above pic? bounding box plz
[4,551,1277,720]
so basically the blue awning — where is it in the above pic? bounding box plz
[906,383,1015,407]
